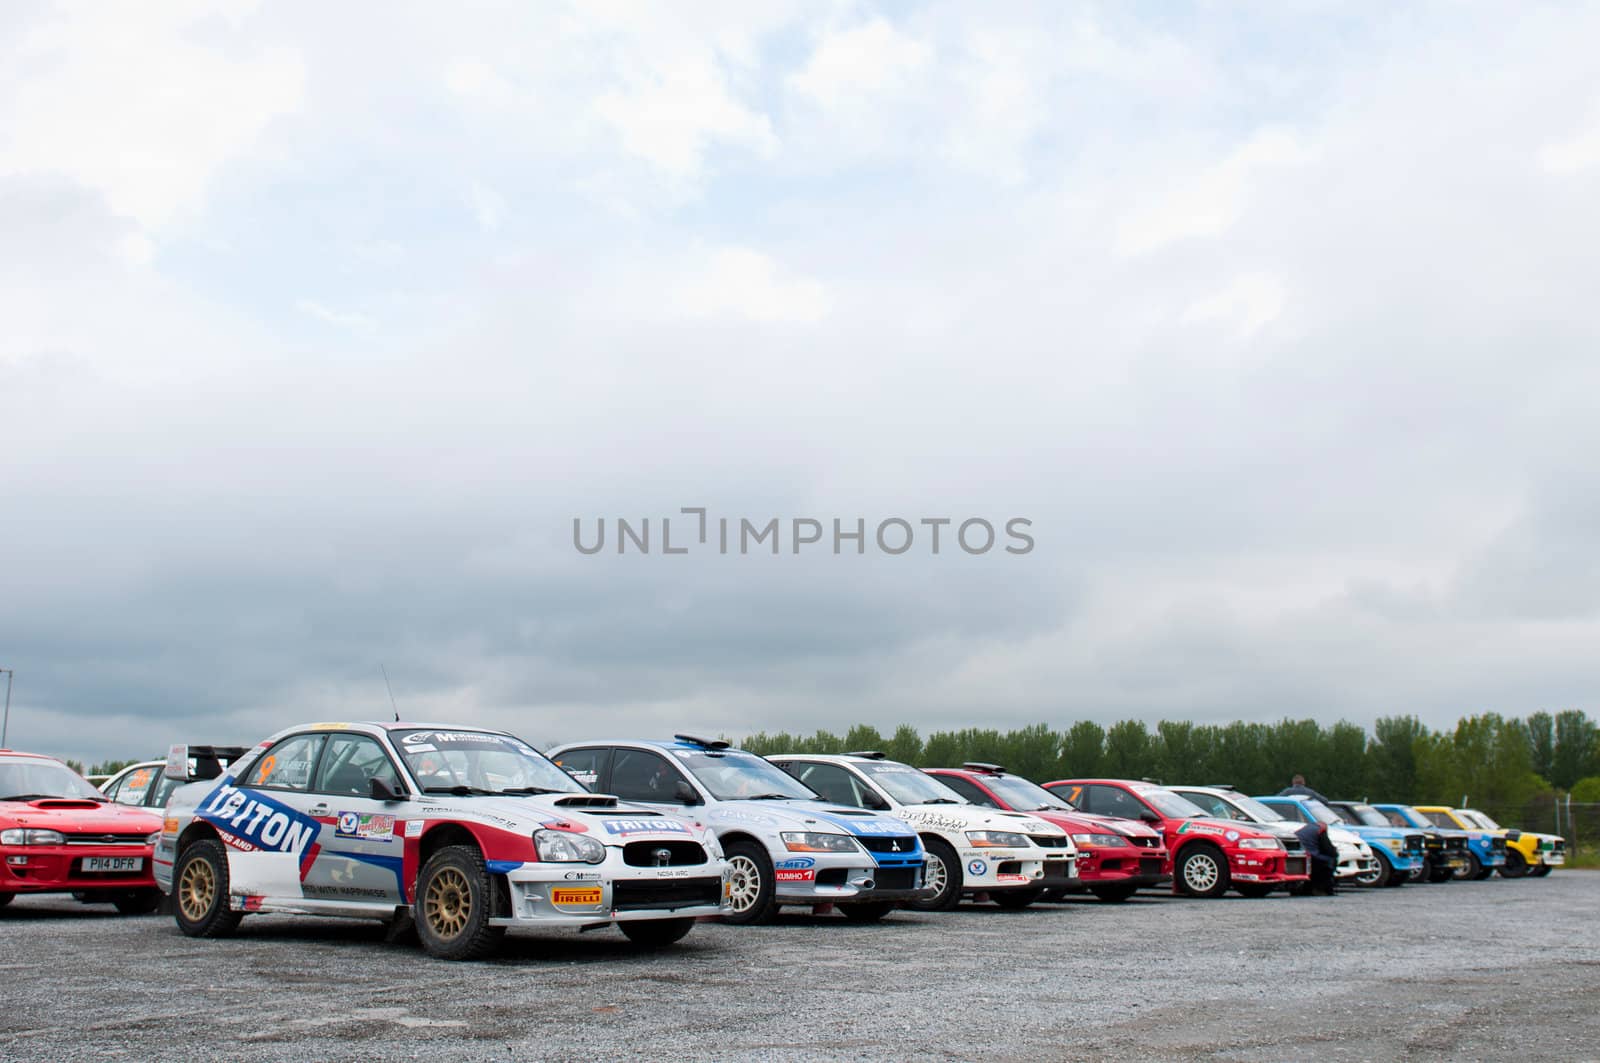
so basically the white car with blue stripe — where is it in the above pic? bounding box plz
[767,753,1078,910]
[547,736,928,923]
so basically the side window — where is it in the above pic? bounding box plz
[244,734,326,792]
[1269,802,1310,824]
[938,775,1000,808]
[1381,809,1407,828]
[792,763,864,807]
[1175,791,1221,816]
[313,734,401,796]
[609,749,692,804]
[1087,784,1144,820]
[551,747,609,790]
[1046,783,1085,809]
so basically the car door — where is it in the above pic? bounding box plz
[299,732,407,905]
[201,732,327,901]
[550,746,611,791]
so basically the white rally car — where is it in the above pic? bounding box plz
[768,753,1078,910]
[1171,785,1379,885]
[154,723,730,959]
[547,737,929,924]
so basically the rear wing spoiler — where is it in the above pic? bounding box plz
[164,744,251,783]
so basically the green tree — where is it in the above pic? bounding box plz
[1526,711,1555,781]
[1552,710,1598,789]
[1570,776,1600,803]
[999,723,1059,782]
[842,725,886,755]
[885,724,923,766]
[1367,716,1427,802]
[1060,721,1105,777]
[1103,720,1155,779]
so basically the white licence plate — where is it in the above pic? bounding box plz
[83,857,143,873]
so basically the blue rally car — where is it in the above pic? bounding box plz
[1259,796,1426,888]
[547,736,928,924]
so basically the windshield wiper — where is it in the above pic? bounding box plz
[744,793,797,800]
[421,785,497,796]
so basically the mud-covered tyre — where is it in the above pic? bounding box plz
[722,839,777,926]
[991,887,1043,910]
[173,839,242,938]
[1176,844,1230,899]
[1500,850,1529,878]
[414,845,506,960]
[1236,884,1275,899]
[1530,863,1553,877]
[1090,883,1138,903]
[907,837,962,912]
[1473,865,1496,880]
[1461,852,1483,881]
[840,901,896,922]
[112,888,163,915]
[619,917,695,947]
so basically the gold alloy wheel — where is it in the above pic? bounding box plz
[424,867,472,939]
[178,857,216,922]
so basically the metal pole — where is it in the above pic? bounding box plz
[1,669,11,748]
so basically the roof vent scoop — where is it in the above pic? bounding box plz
[844,751,886,760]
[962,762,1004,774]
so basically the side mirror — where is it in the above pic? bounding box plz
[370,777,407,802]
[673,780,702,806]
[863,790,891,812]
[1139,809,1161,824]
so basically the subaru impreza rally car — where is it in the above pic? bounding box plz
[1178,789,1378,886]
[1412,805,1507,880]
[926,764,1167,902]
[1302,800,1426,888]
[1045,779,1306,898]
[1453,808,1565,877]
[154,724,731,959]
[547,737,927,924]
[768,753,1076,910]
[1,750,165,914]
[1373,803,1471,882]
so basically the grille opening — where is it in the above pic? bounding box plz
[612,877,721,911]
[871,868,918,891]
[815,868,848,887]
[1030,835,1070,849]
[857,836,917,853]
[622,840,707,867]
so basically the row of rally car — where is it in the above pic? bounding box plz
[0,724,1568,960]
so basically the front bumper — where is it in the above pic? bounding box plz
[1336,850,1380,879]
[959,846,1048,892]
[1,844,156,894]
[493,862,732,926]
[1228,850,1309,885]
[1071,847,1170,887]
[1540,849,1566,867]
[770,851,927,903]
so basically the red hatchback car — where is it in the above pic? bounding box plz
[1044,778,1308,898]
[1,750,165,913]
[926,764,1170,902]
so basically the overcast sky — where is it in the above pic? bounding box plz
[3,2,1599,762]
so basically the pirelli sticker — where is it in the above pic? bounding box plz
[550,886,603,908]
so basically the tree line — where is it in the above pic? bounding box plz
[737,710,1600,810]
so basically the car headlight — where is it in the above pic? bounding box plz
[1238,837,1282,850]
[1070,833,1127,847]
[533,829,606,864]
[1,828,66,846]
[780,832,860,853]
[966,830,1030,848]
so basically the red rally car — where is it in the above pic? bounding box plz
[1,749,166,913]
[926,764,1170,902]
[1043,778,1309,899]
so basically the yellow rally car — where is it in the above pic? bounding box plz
[1415,806,1565,878]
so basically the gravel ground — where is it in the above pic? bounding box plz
[3,872,1597,1062]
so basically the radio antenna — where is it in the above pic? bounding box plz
[381,664,400,722]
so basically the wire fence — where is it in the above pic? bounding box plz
[1470,797,1599,866]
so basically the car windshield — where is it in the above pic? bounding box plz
[1343,804,1391,828]
[858,761,967,805]
[1303,798,1344,826]
[1420,810,1457,829]
[1137,786,1207,818]
[671,750,817,801]
[1228,794,1290,822]
[393,729,584,795]
[0,758,105,801]
[1463,809,1500,830]
[983,775,1073,811]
